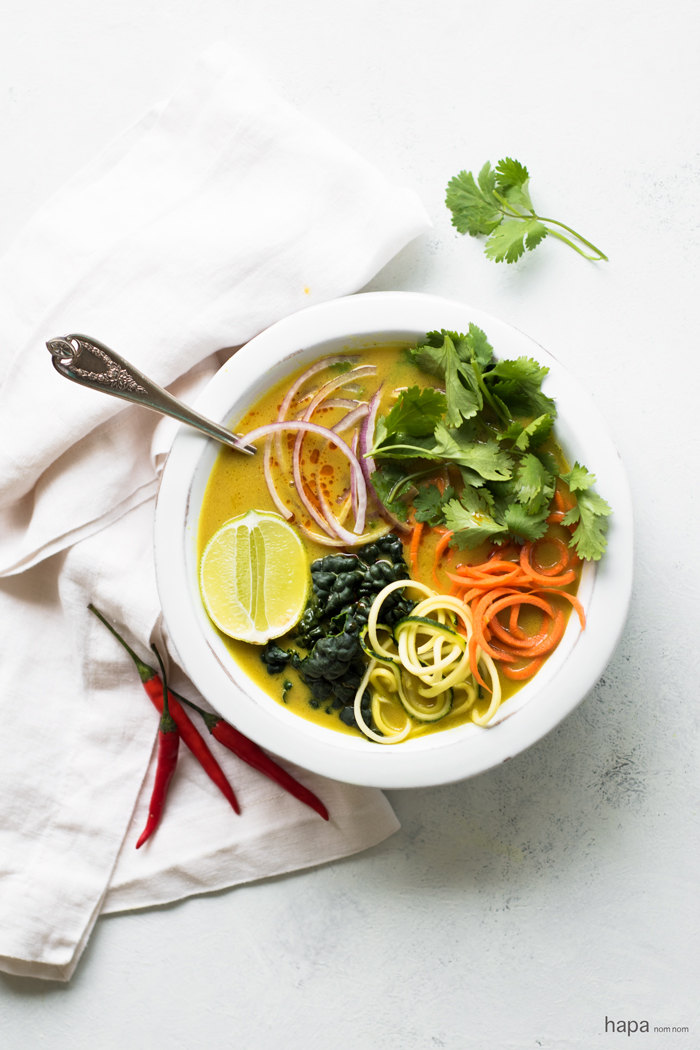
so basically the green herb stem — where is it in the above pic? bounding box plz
[535,219,608,261]
[387,467,440,503]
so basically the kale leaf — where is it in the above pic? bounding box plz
[263,534,414,732]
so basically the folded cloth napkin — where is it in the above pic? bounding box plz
[0,44,430,981]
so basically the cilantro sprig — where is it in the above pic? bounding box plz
[446,158,607,265]
[368,328,612,561]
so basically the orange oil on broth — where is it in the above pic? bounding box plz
[197,345,581,736]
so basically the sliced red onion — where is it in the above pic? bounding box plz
[263,435,293,520]
[331,403,369,435]
[350,429,359,522]
[295,520,346,548]
[274,354,356,463]
[291,368,376,529]
[359,386,411,536]
[236,420,367,535]
[317,481,362,545]
[317,481,392,547]
[302,365,377,423]
[360,385,382,480]
[336,493,352,525]
[290,368,374,535]
[293,436,337,537]
[323,398,360,410]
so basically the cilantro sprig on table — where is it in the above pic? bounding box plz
[446,158,607,265]
[368,327,611,561]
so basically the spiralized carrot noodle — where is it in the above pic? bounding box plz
[353,512,587,742]
[432,530,454,589]
[508,602,527,640]
[501,656,544,680]
[409,517,587,724]
[531,536,569,577]
[410,522,423,577]
[519,541,576,587]
[532,588,586,629]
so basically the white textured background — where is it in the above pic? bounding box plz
[1,1,698,1047]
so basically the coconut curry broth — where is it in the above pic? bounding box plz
[197,345,581,737]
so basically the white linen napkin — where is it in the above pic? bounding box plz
[0,43,430,981]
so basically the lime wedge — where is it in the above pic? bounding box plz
[200,511,309,644]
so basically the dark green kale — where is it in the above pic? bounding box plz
[260,642,296,676]
[261,532,412,732]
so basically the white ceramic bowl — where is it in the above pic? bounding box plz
[154,291,633,788]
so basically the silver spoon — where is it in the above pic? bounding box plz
[46,334,256,454]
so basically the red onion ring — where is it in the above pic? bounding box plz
[331,403,369,435]
[350,429,359,521]
[274,355,356,463]
[359,386,411,535]
[291,367,375,535]
[236,421,367,534]
[263,435,293,520]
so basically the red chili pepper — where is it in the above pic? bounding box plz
[89,604,240,815]
[173,692,329,822]
[135,645,179,849]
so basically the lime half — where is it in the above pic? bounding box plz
[200,511,309,644]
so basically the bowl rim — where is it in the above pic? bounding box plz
[154,291,633,788]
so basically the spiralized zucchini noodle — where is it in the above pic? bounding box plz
[353,579,502,744]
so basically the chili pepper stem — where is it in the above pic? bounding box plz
[88,603,154,684]
[152,644,177,734]
[90,605,241,816]
[169,690,219,733]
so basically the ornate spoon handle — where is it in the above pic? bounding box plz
[46,334,255,455]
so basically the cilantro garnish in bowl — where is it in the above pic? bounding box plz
[368,326,611,561]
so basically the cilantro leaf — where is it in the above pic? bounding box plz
[371,327,612,566]
[446,355,481,426]
[477,161,499,202]
[410,332,482,426]
[458,484,494,515]
[501,413,553,451]
[443,501,508,549]
[413,484,455,527]
[562,488,612,561]
[446,157,608,265]
[527,414,554,447]
[485,218,548,264]
[409,337,449,379]
[534,450,560,477]
[369,432,441,460]
[464,324,494,369]
[432,424,513,480]
[495,157,529,190]
[370,464,411,521]
[383,386,446,438]
[486,357,556,419]
[501,503,550,543]
[445,168,502,236]
[561,462,597,493]
[495,158,536,214]
[487,479,517,524]
[458,466,487,489]
[512,454,555,513]
[488,357,550,386]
